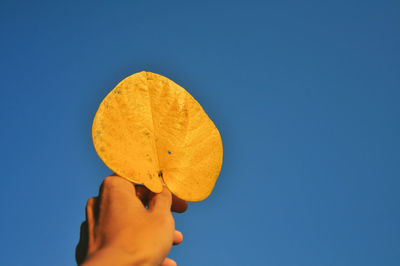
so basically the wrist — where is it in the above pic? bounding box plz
[81,246,153,266]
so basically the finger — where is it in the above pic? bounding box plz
[171,195,188,213]
[173,230,183,245]
[148,186,172,214]
[86,197,98,251]
[135,185,152,207]
[137,184,188,213]
[86,197,98,224]
[99,175,136,198]
[75,221,88,264]
[161,257,177,266]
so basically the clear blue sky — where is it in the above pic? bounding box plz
[1,1,399,265]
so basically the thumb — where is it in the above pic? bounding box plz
[148,186,172,214]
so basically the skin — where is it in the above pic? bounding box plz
[75,175,188,266]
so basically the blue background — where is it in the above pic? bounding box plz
[1,1,399,265]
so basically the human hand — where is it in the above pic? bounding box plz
[75,175,188,266]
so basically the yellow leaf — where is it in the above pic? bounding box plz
[92,71,223,201]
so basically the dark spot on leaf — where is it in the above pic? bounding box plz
[158,171,163,178]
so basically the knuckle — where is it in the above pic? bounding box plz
[102,175,122,189]
[80,221,87,231]
[86,197,94,209]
